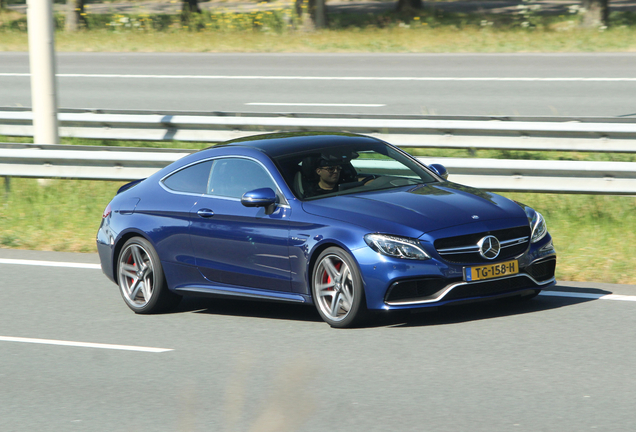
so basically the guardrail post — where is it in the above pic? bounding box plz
[3,176,9,199]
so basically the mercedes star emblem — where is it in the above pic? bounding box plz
[478,235,501,260]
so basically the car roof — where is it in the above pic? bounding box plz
[216,132,384,159]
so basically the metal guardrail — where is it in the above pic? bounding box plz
[2,143,636,194]
[1,109,636,194]
[2,109,636,153]
[0,144,188,181]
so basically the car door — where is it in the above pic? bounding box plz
[189,156,292,292]
[156,159,214,280]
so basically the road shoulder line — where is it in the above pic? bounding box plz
[0,336,172,352]
[0,258,101,269]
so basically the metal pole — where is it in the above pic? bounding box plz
[27,0,59,145]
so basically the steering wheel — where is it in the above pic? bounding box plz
[359,175,376,184]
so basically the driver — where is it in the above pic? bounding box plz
[304,152,374,198]
[306,161,343,197]
[316,164,342,194]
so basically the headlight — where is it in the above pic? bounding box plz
[530,211,548,243]
[522,205,548,243]
[364,234,430,260]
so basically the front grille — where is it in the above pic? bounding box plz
[435,226,531,264]
[443,276,538,302]
[385,278,460,303]
[525,258,556,281]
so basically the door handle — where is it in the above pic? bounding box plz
[197,209,214,218]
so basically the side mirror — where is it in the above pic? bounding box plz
[429,164,449,180]
[241,188,278,213]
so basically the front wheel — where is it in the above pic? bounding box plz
[312,247,367,328]
[117,237,181,314]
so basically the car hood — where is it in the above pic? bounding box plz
[301,182,528,237]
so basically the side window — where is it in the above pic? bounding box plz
[207,158,279,199]
[162,160,213,194]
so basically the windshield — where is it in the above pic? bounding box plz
[272,140,439,200]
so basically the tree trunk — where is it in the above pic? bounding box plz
[580,0,609,27]
[315,0,326,28]
[295,0,326,30]
[182,0,201,14]
[0,0,6,11]
[396,0,422,13]
[65,0,85,32]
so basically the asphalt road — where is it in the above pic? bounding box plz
[1,248,635,431]
[2,52,636,117]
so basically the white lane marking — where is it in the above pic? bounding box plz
[246,102,385,107]
[0,258,101,270]
[540,290,636,302]
[0,336,172,353]
[2,73,636,82]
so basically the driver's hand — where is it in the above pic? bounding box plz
[358,176,375,186]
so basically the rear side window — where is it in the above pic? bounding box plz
[207,158,279,199]
[162,160,213,194]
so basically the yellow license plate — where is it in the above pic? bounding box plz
[465,260,519,282]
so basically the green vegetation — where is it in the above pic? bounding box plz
[505,192,636,285]
[1,136,635,284]
[0,134,212,150]
[0,177,123,253]
[1,6,636,52]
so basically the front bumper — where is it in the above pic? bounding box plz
[355,234,556,311]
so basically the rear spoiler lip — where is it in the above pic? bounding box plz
[117,178,145,195]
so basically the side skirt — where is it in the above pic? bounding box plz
[174,285,310,304]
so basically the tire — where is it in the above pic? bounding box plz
[117,237,181,314]
[312,247,367,328]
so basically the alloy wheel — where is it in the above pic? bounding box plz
[314,253,355,322]
[118,243,155,308]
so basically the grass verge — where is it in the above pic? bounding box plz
[2,26,636,53]
[1,175,634,284]
[1,8,636,52]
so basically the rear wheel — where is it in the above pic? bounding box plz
[312,247,367,328]
[117,237,180,314]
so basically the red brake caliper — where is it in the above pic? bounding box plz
[128,255,135,285]
[322,261,342,291]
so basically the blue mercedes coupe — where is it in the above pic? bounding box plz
[97,133,556,327]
